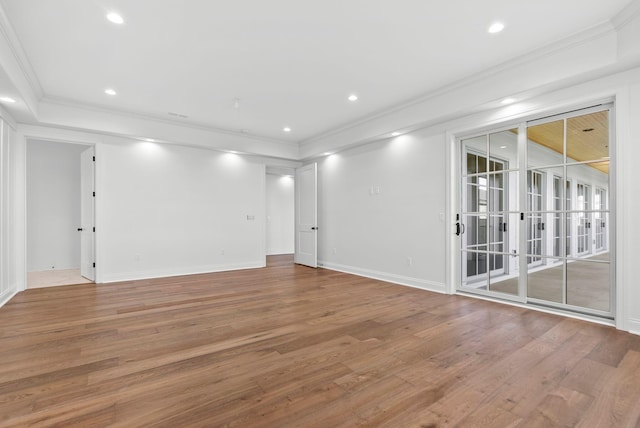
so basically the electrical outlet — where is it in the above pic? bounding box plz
[332,248,337,255]
[407,257,413,266]
[220,249,225,255]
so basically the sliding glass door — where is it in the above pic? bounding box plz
[457,105,614,318]
[460,129,520,298]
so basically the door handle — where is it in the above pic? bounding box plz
[311,226,318,230]
[77,228,83,231]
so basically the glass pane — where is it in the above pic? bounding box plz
[528,119,564,168]
[478,156,487,174]
[462,251,488,289]
[567,260,610,312]
[489,129,518,167]
[463,214,487,249]
[466,153,477,175]
[488,173,505,212]
[594,212,609,255]
[527,257,564,304]
[489,269,518,296]
[567,111,609,164]
[463,135,487,158]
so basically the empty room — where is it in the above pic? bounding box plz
[1,0,640,426]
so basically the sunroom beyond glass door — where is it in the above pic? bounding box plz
[460,129,519,298]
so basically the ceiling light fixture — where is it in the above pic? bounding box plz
[0,96,16,103]
[283,127,292,133]
[105,88,117,96]
[348,94,358,102]
[501,97,516,104]
[106,12,124,24]
[488,22,505,34]
[323,152,333,156]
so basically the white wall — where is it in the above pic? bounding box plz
[26,140,86,271]
[317,129,447,291]
[266,173,294,255]
[99,141,266,282]
[0,115,18,306]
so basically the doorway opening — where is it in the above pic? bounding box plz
[26,140,95,288]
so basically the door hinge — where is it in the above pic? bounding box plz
[93,227,96,232]
[93,262,96,268]
[92,191,96,197]
[520,212,524,221]
[92,156,95,162]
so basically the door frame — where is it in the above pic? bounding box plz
[21,131,101,289]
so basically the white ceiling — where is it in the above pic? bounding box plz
[0,0,634,143]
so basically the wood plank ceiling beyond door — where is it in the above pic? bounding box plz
[527,111,609,174]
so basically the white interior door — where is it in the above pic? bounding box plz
[295,162,317,268]
[80,146,95,281]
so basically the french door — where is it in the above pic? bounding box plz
[457,105,614,318]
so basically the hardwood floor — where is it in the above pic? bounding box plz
[1,254,640,427]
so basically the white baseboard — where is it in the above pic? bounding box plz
[628,318,640,336]
[100,261,266,283]
[319,261,446,294]
[0,289,18,308]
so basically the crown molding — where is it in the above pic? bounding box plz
[300,21,617,147]
[0,3,43,99]
[611,0,640,29]
[40,95,298,150]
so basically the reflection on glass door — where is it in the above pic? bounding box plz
[576,183,591,256]
[527,171,544,267]
[458,106,613,318]
[595,188,607,252]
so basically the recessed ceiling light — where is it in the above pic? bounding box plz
[488,22,505,34]
[501,97,516,104]
[106,12,124,24]
[348,94,358,102]
[0,96,16,103]
[104,88,117,96]
[142,138,156,142]
[391,132,401,137]
[323,152,333,156]
[283,127,292,133]
[500,145,507,149]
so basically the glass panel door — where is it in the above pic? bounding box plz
[457,105,613,319]
[526,109,612,316]
[460,129,519,298]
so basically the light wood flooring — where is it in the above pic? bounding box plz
[1,255,640,427]
[27,269,93,289]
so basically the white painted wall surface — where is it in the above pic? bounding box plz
[26,140,86,271]
[0,116,18,305]
[266,173,294,255]
[318,130,447,292]
[99,142,266,282]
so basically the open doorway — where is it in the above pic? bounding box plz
[26,140,95,288]
[266,172,294,267]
